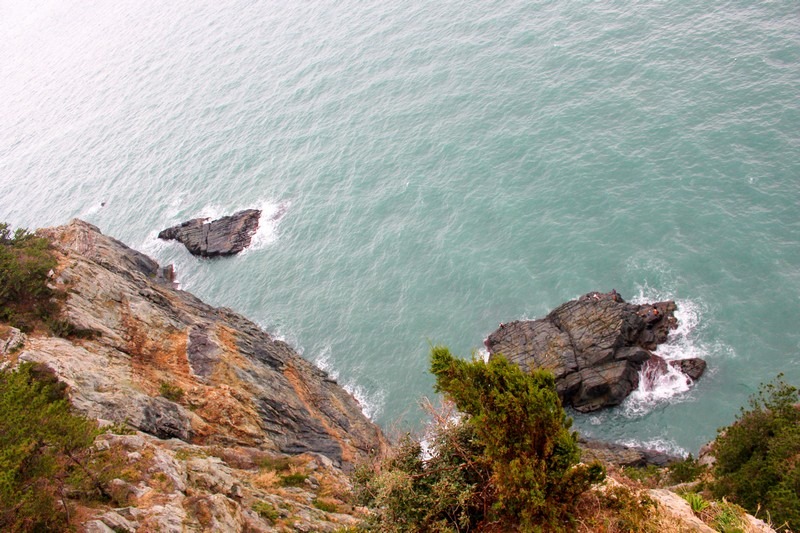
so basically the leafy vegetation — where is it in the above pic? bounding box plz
[354,346,604,532]
[682,492,710,513]
[0,223,58,331]
[280,472,309,487]
[252,501,279,522]
[711,375,800,531]
[0,362,100,531]
[159,381,185,402]
[667,453,706,484]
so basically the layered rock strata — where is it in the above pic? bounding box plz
[24,219,387,467]
[485,290,705,412]
[158,209,261,257]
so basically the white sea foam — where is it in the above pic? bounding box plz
[343,381,385,421]
[313,345,384,421]
[478,347,490,363]
[244,199,290,252]
[623,286,708,417]
[618,437,687,458]
[313,345,337,379]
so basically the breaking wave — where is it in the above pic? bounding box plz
[622,287,708,417]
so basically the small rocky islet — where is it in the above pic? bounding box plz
[158,209,262,257]
[486,289,706,412]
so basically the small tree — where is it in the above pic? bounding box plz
[711,375,800,530]
[0,362,99,531]
[431,346,603,531]
[355,347,603,532]
[0,223,58,329]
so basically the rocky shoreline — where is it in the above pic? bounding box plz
[26,219,387,466]
[0,220,777,532]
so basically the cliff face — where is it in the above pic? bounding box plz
[24,219,387,467]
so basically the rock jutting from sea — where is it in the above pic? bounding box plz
[158,209,261,257]
[485,290,706,412]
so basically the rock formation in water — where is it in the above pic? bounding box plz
[158,209,261,257]
[485,290,706,412]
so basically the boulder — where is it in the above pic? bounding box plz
[486,290,703,412]
[158,209,261,257]
[669,358,707,381]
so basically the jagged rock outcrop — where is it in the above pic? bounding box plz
[485,290,705,412]
[579,438,679,468]
[158,209,261,257]
[23,219,387,467]
[80,432,369,532]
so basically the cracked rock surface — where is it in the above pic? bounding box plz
[486,290,705,412]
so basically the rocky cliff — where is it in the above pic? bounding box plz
[23,219,387,466]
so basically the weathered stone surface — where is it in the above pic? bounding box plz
[580,438,680,468]
[648,489,717,532]
[669,358,707,381]
[25,219,387,467]
[486,290,704,412]
[85,433,368,532]
[158,209,261,257]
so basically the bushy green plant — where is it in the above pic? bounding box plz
[431,346,604,530]
[0,223,58,330]
[159,381,185,402]
[711,375,800,530]
[682,492,709,513]
[0,362,100,531]
[668,454,706,484]
[355,421,490,532]
[279,472,308,487]
[355,346,604,532]
[252,501,279,522]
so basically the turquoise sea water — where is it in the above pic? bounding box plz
[1,0,798,455]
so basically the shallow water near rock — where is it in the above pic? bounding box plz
[1,0,798,455]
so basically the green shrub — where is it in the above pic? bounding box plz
[0,362,100,531]
[252,501,279,522]
[668,454,706,484]
[711,375,800,531]
[0,223,59,331]
[623,464,663,486]
[682,492,709,513]
[159,381,184,402]
[355,346,604,532]
[279,472,308,487]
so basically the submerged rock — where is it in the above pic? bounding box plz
[158,209,261,257]
[485,290,705,412]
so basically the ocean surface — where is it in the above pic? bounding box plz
[2,0,798,456]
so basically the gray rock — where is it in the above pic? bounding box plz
[579,438,680,467]
[486,290,704,412]
[158,209,261,257]
[32,219,387,467]
[99,510,138,532]
[669,358,707,380]
[84,520,116,533]
[0,327,25,356]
